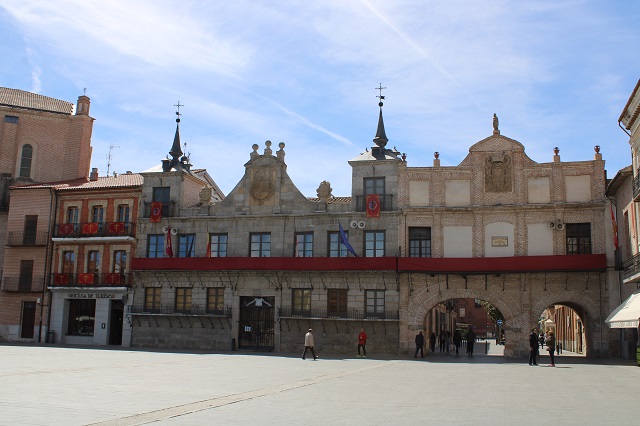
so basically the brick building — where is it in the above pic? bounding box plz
[0,88,93,341]
[130,102,613,358]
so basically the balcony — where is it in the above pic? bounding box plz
[634,174,640,201]
[2,277,45,292]
[128,304,232,317]
[53,222,136,239]
[354,194,393,212]
[142,202,175,219]
[6,231,49,246]
[279,307,399,320]
[49,272,133,288]
[622,253,640,283]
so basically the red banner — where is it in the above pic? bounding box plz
[82,223,99,234]
[104,273,122,285]
[366,194,381,218]
[150,202,162,223]
[58,223,74,235]
[54,274,69,285]
[165,226,173,257]
[109,222,125,234]
[78,273,94,284]
[611,204,619,249]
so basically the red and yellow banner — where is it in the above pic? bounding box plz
[150,202,162,223]
[78,273,95,285]
[366,194,381,218]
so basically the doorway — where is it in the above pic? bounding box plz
[238,296,275,350]
[109,300,124,345]
[20,301,36,339]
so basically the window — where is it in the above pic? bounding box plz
[364,231,385,257]
[566,223,591,255]
[4,115,19,123]
[113,250,127,273]
[91,206,104,223]
[295,232,313,257]
[175,287,192,313]
[62,251,75,273]
[207,287,225,314]
[364,177,385,196]
[327,289,348,317]
[250,233,271,257]
[152,187,171,203]
[117,204,130,223]
[209,233,228,257]
[19,144,33,178]
[23,215,38,245]
[178,234,196,258]
[19,260,34,292]
[144,287,161,312]
[67,207,78,224]
[147,235,165,258]
[328,231,348,257]
[67,299,95,336]
[409,227,431,257]
[292,289,311,316]
[87,251,100,273]
[365,290,385,318]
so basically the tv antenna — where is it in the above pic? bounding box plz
[106,144,119,176]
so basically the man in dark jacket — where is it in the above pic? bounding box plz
[466,328,476,356]
[528,328,539,365]
[453,330,462,355]
[414,331,425,358]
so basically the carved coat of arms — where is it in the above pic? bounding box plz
[250,168,274,203]
[485,153,512,192]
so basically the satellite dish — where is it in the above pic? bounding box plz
[358,221,366,229]
[350,220,358,229]
[162,226,169,233]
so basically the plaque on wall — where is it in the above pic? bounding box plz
[491,236,508,247]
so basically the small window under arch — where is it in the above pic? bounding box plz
[19,144,33,178]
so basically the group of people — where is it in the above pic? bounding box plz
[414,328,476,358]
[528,328,556,366]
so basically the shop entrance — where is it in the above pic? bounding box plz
[20,301,36,338]
[238,296,275,350]
[109,300,124,345]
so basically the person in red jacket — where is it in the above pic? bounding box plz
[357,328,368,358]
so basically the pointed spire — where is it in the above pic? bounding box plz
[170,101,183,159]
[373,83,388,148]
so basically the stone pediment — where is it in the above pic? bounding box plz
[459,134,534,167]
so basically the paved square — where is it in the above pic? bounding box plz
[0,345,637,425]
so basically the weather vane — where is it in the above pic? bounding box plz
[174,101,183,123]
[375,83,386,107]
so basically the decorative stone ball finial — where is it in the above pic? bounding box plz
[250,143,259,159]
[277,142,286,161]
[594,145,600,154]
[264,140,273,156]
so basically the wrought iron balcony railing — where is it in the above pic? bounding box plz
[53,222,136,238]
[278,307,399,320]
[128,304,232,317]
[354,194,394,212]
[622,253,640,282]
[633,174,640,201]
[1,277,45,292]
[6,231,49,246]
[49,272,132,288]
[142,202,175,219]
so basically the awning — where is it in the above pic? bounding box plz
[605,291,640,329]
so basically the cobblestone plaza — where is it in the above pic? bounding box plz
[0,344,637,425]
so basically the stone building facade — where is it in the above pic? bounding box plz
[130,107,612,358]
[0,88,93,341]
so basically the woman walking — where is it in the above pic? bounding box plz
[545,330,556,367]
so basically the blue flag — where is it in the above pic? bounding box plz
[339,223,358,257]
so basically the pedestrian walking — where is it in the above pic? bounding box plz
[453,330,462,355]
[545,330,556,366]
[415,331,425,358]
[528,328,538,365]
[429,332,436,352]
[439,331,445,352]
[302,328,317,360]
[445,331,451,354]
[357,328,367,358]
[466,327,476,356]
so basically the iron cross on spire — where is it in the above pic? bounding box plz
[375,83,386,107]
[174,101,183,123]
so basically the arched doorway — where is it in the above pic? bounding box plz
[537,302,589,357]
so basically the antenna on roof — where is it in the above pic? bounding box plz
[106,144,119,176]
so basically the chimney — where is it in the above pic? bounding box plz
[76,95,91,116]
[90,168,98,181]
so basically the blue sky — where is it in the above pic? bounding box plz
[1,1,638,197]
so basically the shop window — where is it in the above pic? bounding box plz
[294,232,313,257]
[67,299,96,336]
[327,289,348,317]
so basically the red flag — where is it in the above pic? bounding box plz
[366,194,381,218]
[165,226,173,257]
[206,233,211,257]
[150,202,162,223]
[611,204,619,249]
